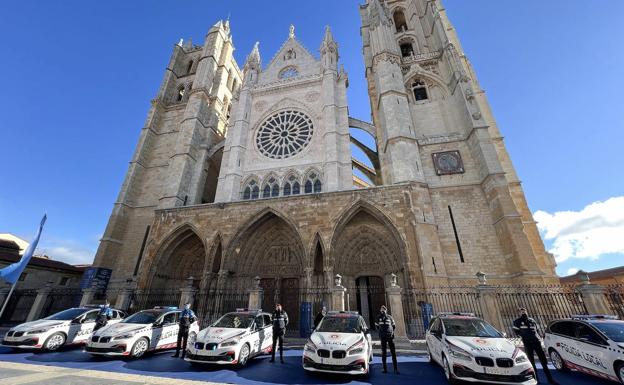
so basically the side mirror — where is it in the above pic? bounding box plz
[364,329,371,335]
[502,332,508,338]
[153,321,162,327]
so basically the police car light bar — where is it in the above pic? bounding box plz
[327,311,359,315]
[153,306,178,310]
[235,308,262,312]
[571,314,619,320]
[438,312,476,317]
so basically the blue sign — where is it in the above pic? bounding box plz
[80,267,112,293]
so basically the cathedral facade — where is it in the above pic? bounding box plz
[93,0,558,315]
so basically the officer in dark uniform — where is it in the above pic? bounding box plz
[173,303,196,359]
[313,306,326,330]
[269,303,289,364]
[94,301,113,331]
[375,305,399,374]
[513,307,558,384]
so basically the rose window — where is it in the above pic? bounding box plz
[255,110,313,159]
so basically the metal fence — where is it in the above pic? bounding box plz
[195,289,248,327]
[493,285,587,339]
[41,288,82,318]
[402,286,483,339]
[0,289,37,325]
[127,289,181,314]
[605,285,624,319]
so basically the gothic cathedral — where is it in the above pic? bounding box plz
[93,0,558,312]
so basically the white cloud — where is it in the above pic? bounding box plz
[534,196,624,263]
[35,239,96,266]
[566,267,579,276]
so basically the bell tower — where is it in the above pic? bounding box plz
[360,0,557,281]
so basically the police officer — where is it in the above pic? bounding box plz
[94,301,113,331]
[173,303,196,359]
[513,307,558,384]
[375,305,399,374]
[313,306,326,330]
[269,303,289,364]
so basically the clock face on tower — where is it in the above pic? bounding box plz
[255,110,314,159]
[432,150,465,175]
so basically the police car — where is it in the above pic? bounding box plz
[302,311,373,377]
[185,309,273,367]
[2,306,125,351]
[85,306,199,358]
[544,315,624,383]
[426,312,536,385]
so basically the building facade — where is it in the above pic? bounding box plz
[93,0,558,318]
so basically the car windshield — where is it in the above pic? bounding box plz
[443,318,503,338]
[45,308,88,320]
[122,311,159,324]
[212,314,255,329]
[316,316,360,333]
[592,322,624,342]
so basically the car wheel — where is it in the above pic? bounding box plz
[549,349,569,372]
[238,343,250,367]
[130,337,149,359]
[43,332,66,351]
[615,361,624,384]
[443,355,459,384]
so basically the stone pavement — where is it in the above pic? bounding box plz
[0,345,613,385]
[0,361,217,385]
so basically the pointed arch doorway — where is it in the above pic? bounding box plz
[354,276,386,328]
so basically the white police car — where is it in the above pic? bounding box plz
[186,309,273,367]
[302,311,373,377]
[85,306,199,358]
[2,306,125,351]
[426,312,536,385]
[544,315,624,383]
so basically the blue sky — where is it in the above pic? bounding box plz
[1,1,622,277]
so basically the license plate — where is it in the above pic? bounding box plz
[484,367,507,375]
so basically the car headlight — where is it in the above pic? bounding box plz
[220,339,239,348]
[25,329,48,335]
[304,341,317,353]
[113,333,136,340]
[515,353,529,364]
[447,344,472,362]
[347,337,365,356]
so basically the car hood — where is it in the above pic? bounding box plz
[12,319,67,332]
[197,327,247,343]
[446,336,516,357]
[95,322,149,337]
[310,332,363,350]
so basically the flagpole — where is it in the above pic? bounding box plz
[0,281,18,320]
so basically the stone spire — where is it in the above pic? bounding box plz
[320,26,338,71]
[289,24,295,39]
[245,41,261,67]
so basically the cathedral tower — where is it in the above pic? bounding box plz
[93,20,241,285]
[360,0,556,280]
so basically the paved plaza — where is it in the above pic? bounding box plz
[0,346,611,385]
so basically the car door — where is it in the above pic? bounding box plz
[158,312,179,348]
[572,323,610,375]
[427,318,443,363]
[262,314,273,350]
[547,320,576,364]
[360,317,372,356]
[252,315,264,354]
[74,310,98,343]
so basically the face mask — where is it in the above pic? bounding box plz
[185,305,190,310]
[521,313,528,319]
